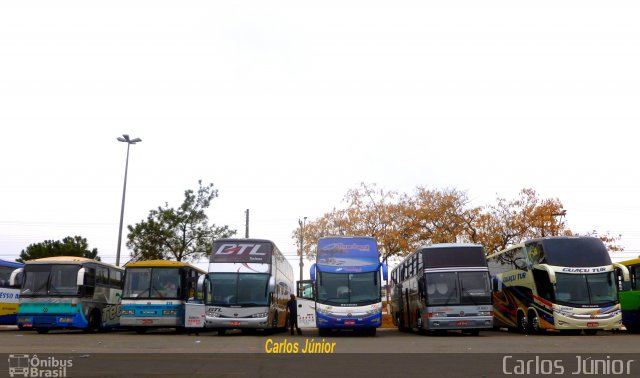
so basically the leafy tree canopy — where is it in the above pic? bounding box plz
[17,236,100,263]
[127,180,236,262]
[294,183,622,260]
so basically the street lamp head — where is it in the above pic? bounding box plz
[117,134,142,144]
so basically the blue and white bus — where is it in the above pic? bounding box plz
[0,259,23,325]
[121,260,206,333]
[304,236,387,336]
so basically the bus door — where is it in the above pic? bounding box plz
[296,280,316,328]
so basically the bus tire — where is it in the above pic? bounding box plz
[467,329,480,336]
[85,310,101,333]
[218,329,226,336]
[272,312,278,330]
[517,312,528,334]
[527,310,544,335]
[396,313,405,332]
[36,328,49,334]
[135,327,147,334]
[584,329,598,336]
[368,328,377,337]
[318,328,329,337]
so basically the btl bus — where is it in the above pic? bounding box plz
[487,236,629,335]
[12,256,124,333]
[301,236,387,336]
[197,239,294,335]
[121,260,206,333]
[390,243,493,335]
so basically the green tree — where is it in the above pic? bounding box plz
[127,180,236,262]
[17,236,100,262]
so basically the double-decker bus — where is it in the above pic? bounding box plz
[617,258,640,333]
[303,236,387,336]
[390,243,493,336]
[487,236,629,335]
[121,260,205,333]
[0,259,23,325]
[12,256,124,333]
[198,239,294,335]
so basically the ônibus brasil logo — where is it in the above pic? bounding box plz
[8,354,73,377]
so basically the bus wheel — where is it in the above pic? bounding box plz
[517,312,528,334]
[85,311,101,333]
[318,328,329,337]
[272,312,278,329]
[36,328,49,334]
[368,328,377,337]
[218,329,226,336]
[528,311,543,334]
[396,313,404,332]
[135,327,147,334]
[584,329,598,336]
[416,311,423,330]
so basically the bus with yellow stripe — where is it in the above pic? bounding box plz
[121,260,205,333]
[616,257,640,333]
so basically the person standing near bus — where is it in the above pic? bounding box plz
[286,294,302,335]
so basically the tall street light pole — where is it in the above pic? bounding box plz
[116,134,142,266]
[298,217,307,283]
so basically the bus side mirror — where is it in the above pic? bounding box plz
[492,277,499,292]
[310,264,316,281]
[76,268,85,286]
[268,277,276,293]
[197,275,206,293]
[9,268,24,287]
[382,263,388,281]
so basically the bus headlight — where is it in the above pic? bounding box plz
[478,311,493,316]
[163,309,177,316]
[251,312,268,318]
[121,309,134,315]
[58,317,74,323]
[317,308,331,315]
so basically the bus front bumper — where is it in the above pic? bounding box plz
[553,309,622,330]
[205,316,269,329]
[427,316,493,330]
[17,313,88,330]
[316,312,381,329]
[120,316,182,327]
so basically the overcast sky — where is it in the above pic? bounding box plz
[1,1,639,281]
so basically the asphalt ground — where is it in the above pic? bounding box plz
[1,326,639,377]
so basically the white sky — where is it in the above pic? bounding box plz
[1,1,639,282]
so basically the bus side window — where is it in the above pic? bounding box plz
[84,268,96,297]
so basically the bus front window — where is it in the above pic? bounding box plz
[459,272,491,305]
[49,265,80,295]
[21,265,50,296]
[317,272,380,305]
[209,273,269,306]
[555,272,617,306]
[123,268,151,298]
[425,272,459,305]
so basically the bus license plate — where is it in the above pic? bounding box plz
[456,321,468,326]
[344,321,355,325]
[587,322,599,327]
[230,321,241,326]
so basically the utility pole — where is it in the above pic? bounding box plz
[298,217,307,282]
[245,209,250,238]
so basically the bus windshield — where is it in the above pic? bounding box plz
[208,273,270,306]
[425,271,491,305]
[21,264,80,296]
[554,272,617,307]
[317,271,381,305]
[123,268,181,299]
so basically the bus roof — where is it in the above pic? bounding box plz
[25,256,121,269]
[618,257,640,267]
[0,259,23,269]
[124,259,206,273]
